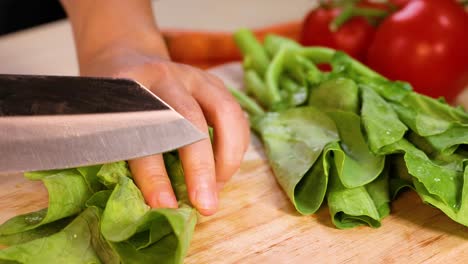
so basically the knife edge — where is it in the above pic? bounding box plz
[0,110,207,173]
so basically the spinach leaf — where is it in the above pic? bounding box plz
[383,140,462,209]
[100,176,150,242]
[392,93,468,136]
[412,166,468,227]
[77,165,104,192]
[233,30,468,230]
[327,159,389,229]
[294,153,330,214]
[97,162,131,188]
[387,155,414,199]
[0,207,105,264]
[0,170,93,236]
[360,86,407,153]
[382,139,467,226]
[308,79,385,188]
[99,157,196,264]
[0,218,71,247]
[252,106,339,214]
[309,77,359,114]
[326,112,385,188]
[424,124,468,155]
[357,76,411,103]
[1,155,197,263]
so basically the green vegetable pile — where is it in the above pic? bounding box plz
[232,29,468,229]
[0,154,196,263]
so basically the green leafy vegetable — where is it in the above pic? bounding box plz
[327,162,389,229]
[0,207,106,264]
[0,170,93,236]
[233,29,270,76]
[252,107,339,214]
[232,29,468,229]
[309,77,359,114]
[0,218,72,247]
[361,86,407,154]
[0,155,197,264]
[326,112,385,188]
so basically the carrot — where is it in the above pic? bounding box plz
[163,31,241,62]
[162,21,302,64]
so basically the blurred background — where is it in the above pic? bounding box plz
[0,0,466,103]
[0,0,316,68]
[0,0,316,35]
[0,0,65,36]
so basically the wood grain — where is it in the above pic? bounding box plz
[1,64,468,263]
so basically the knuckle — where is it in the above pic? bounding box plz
[187,161,215,179]
[150,61,176,77]
[173,64,200,86]
[144,174,172,187]
[216,99,244,120]
[178,105,208,129]
[207,75,226,88]
[180,104,201,120]
[176,63,194,72]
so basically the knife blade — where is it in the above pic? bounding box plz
[0,74,207,173]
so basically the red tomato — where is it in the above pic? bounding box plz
[387,0,412,8]
[300,8,376,62]
[366,0,468,102]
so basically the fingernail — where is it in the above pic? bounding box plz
[156,192,178,208]
[195,184,218,211]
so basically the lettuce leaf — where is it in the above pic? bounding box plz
[326,112,385,188]
[252,106,339,214]
[360,86,407,153]
[0,207,106,264]
[0,170,93,236]
[233,30,468,230]
[0,155,197,264]
[328,162,390,229]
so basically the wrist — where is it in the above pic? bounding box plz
[61,0,170,71]
[77,27,170,70]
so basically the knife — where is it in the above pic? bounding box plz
[0,74,206,174]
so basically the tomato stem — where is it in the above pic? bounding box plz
[330,4,354,32]
[330,5,389,32]
[352,7,388,17]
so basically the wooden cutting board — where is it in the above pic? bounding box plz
[1,63,468,263]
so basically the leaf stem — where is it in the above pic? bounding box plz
[228,87,265,116]
[244,69,269,107]
[233,29,270,76]
[298,47,383,79]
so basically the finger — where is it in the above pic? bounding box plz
[129,155,178,209]
[206,74,250,152]
[150,81,218,216]
[189,73,250,186]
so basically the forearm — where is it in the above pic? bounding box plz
[60,0,169,70]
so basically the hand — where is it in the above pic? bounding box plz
[80,47,250,216]
[61,0,249,215]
